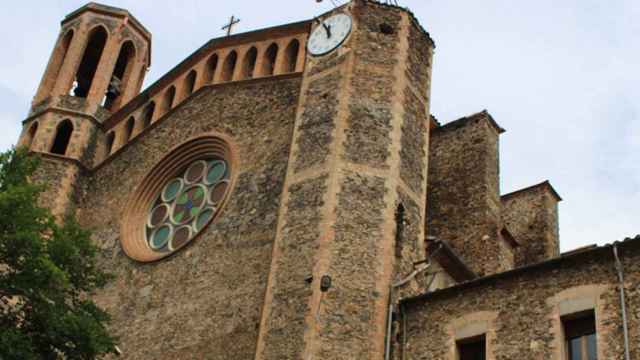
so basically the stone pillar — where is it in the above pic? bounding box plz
[256,2,434,359]
[87,31,123,109]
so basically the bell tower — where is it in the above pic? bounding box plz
[17,3,151,217]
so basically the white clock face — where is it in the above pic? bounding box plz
[307,13,353,56]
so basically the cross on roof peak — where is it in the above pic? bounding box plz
[222,15,241,36]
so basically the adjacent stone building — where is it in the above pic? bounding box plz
[15,1,638,359]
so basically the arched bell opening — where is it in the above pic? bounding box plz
[71,26,108,98]
[104,40,136,111]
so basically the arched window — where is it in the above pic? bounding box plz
[142,102,155,128]
[104,40,136,111]
[51,119,73,155]
[262,43,278,76]
[72,26,108,98]
[184,70,197,96]
[106,131,116,155]
[124,116,135,142]
[283,39,300,73]
[24,122,39,150]
[162,86,176,114]
[41,30,74,98]
[240,47,258,80]
[206,54,218,83]
[221,50,237,82]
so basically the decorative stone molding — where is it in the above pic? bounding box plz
[120,134,237,262]
[546,284,610,360]
[446,311,498,360]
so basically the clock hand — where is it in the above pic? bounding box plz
[322,22,332,38]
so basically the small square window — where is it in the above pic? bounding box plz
[562,310,597,360]
[457,335,486,360]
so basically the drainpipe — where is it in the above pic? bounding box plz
[613,243,630,360]
[384,243,443,360]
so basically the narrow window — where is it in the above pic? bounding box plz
[283,39,300,73]
[395,203,405,258]
[457,335,486,360]
[221,50,237,82]
[563,311,597,360]
[184,70,197,96]
[104,40,135,111]
[162,86,176,114]
[142,102,155,128]
[124,116,135,142]
[50,120,73,155]
[24,122,39,150]
[240,47,258,80]
[71,26,108,98]
[263,43,278,76]
[106,131,115,155]
[206,54,218,83]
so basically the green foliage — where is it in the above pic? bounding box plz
[0,148,116,359]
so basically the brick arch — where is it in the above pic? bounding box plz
[38,29,74,101]
[120,133,239,262]
[205,53,219,83]
[104,39,137,111]
[50,119,74,156]
[71,25,108,98]
[282,38,300,73]
[261,43,278,77]
[106,131,116,155]
[184,69,198,97]
[240,46,258,80]
[124,116,136,143]
[23,121,39,150]
[161,86,176,115]
[142,101,155,127]
[221,50,238,82]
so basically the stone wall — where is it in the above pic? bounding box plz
[426,112,509,276]
[502,182,561,266]
[257,2,435,358]
[400,238,640,360]
[32,155,83,219]
[75,76,301,359]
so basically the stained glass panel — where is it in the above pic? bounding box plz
[145,158,230,253]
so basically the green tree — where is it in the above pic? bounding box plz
[0,148,116,359]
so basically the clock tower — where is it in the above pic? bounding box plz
[256,1,435,358]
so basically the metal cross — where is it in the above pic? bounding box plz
[222,15,241,36]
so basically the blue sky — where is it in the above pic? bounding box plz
[0,0,637,251]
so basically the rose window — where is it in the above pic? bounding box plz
[146,159,230,253]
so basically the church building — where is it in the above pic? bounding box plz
[16,1,639,359]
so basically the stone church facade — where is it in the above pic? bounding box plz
[15,1,639,359]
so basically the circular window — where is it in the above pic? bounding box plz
[145,159,230,253]
[121,135,235,262]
